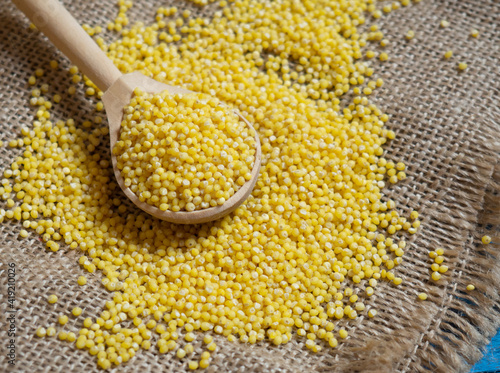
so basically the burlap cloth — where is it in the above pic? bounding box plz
[0,0,499,372]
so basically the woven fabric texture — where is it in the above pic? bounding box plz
[0,0,499,372]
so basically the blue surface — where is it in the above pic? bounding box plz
[471,329,500,372]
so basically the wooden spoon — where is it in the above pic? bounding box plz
[13,0,261,224]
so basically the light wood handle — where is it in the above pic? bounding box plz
[12,0,122,92]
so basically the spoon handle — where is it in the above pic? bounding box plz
[12,0,122,92]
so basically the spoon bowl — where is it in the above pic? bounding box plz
[13,0,261,224]
[104,73,261,224]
